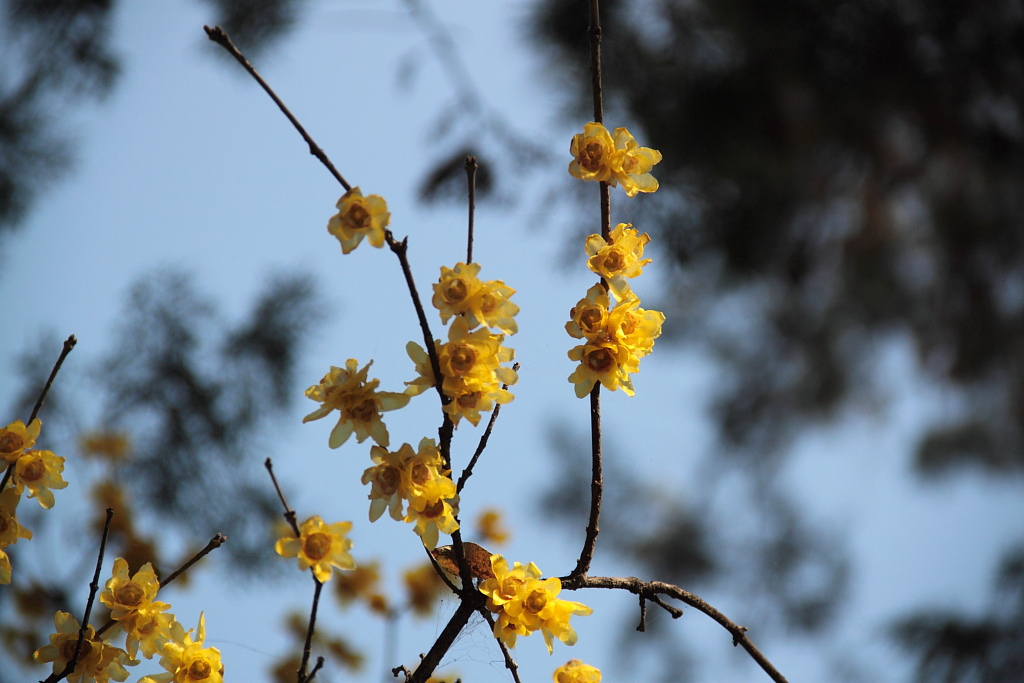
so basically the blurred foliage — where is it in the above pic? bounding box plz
[0,0,300,241]
[529,0,1023,679]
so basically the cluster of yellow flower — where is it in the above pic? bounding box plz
[34,558,223,683]
[566,124,665,398]
[406,261,519,426]
[479,555,592,655]
[1,418,68,584]
[275,515,356,583]
[361,438,459,550]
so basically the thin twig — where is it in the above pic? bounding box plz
[45,507,112,683]
[465,156,477,264]
[409,598,481,683]
[204,26,352,192]
[265,458,300,536]
[456,362,519,494]
[298,578,324,683]
[3,335,78,494]
[568,382,603,580]
[303,656,325,683]
[563,575,789,683]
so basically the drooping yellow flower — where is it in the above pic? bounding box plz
[362,444,411,522]
[275,516,355,583]
[475,508,510,545]
[402,340,440,396]
[553,659,602,683]
[13,449,68,509]
[123,609,176,660]
[565,285,611,341]
[399,438,447,503]
[438,318,516,390]
[607,293,665,357]
[404,476,459,551]
[567,340,637,398]
[432,263,519,334]
[100,558,169,622]
[0,485,32,548]
[139,613,222,683]
[0,418,41,463]
[585,223,652,300]
[34,611,135,683]
[303,359,410,449]
[569,123,661,197]
[327,186,390,254]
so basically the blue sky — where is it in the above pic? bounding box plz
[4,2,1023,682]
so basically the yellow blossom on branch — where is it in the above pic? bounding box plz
[303,359,410,449]
[13,449,68,509]
[432,262,519,334]
[275,516,356,583]
[139,613,222,683]
[567,340,638,398]
[0,485,32,548]
[585,223,652,300]
[553,659,602,683]
[124,609,176,660]
[0,418,41,463]
[100,558,169,622]
[569,122,661,197]
[327,186,390,254]
[363,444,412,522]
[34,611,135,683]
[404,477,459,551]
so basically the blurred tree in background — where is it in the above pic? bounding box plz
[529,0,1024,680]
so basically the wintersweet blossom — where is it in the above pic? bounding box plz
[553,659,602,683]
[303,359,410,448]
[363,444,412,522]
[139,613,222,683]
[0,485,32,548]
[34,611,134,683]
[327,186,390,254]
[123,609,176,660]
[569,122,661,196]
[585,223,652,300]
[0,418,40,463]
[275,516,355,583]
[432,262,519,334]
[480,555,592,653]
[13,449,68,509]
[100,558,169,622]
[404,477,459,551]
[567,340,638,398]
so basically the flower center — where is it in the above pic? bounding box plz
[601,249,625,273]
[499,576,522,601]
[449,346,477,374]
[410,462,431,486]
[303,532,331,561]
[581,142,604,172]
[377,466,400,496]
[115,581,145,607]
[585,348,614,373]
[347,397,377,423]
[525,589,548,614]
[0,431,23,455]
[579,307,604,333]
[443,278,468,303]
[480,292,497,314]
[19,458,45,483]
[60,637,92,663]
[456,391,481,409]
[345,204,371,231]
[188,658,213,680]
[420,500,444,520]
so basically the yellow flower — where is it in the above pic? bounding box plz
[607,293,665,357]
[303,359,410,448]
[123,609,176,660]
[275,516,355,583]
[567,340,637,398]
[610,127,661,196]
[565,285,611,340]
[140,613,222,683]
[569,123,661,196]
[13,449,68,509]
[34,611,135,683]
[79,431,132,461]
[585,223,652,300]
[0,418,41,463]
[480,555,592,653]
[0,485,33,548]
[403,340,441,396]
[100,558,169,622]
[438,318,516,390]
[362,443,415,522]
[327,186,390,254]
[404,477,459,551]
[553,659,602,683]
[568,122,616,183]
[475,508,510,545]
[432,263,519,334]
